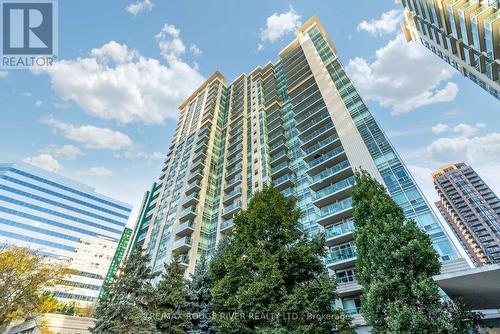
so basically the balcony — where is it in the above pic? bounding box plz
[316,197,353,226]
[307,146,346,176]
[175,221,195,237]
[273,174,295,190]
[294,94,325,122]
[185,180,202,195]
[271,161,292,178]
[313,176,355,207]
[268,121,284,135]
[220,218,235,234]
[172,236,192,254]
[268,132,285,146]
[282,187,297,200]
[225,175,243,192]
[325,245,356,270]
[223,187,242,204]
[226,154,243,169]
[225,163,242,180]
[270,150,290,166]
[192,150,207,163]
[181,192,200,207]
[337,279,363,297]
[310,160,352,191]
[188,169,204,182]
[227,145,243,160]
[298,112,331,136]
[325,219,355,246]
[300,124,335,149]
[190,159,205,172]
[222,200,242,219]
[177,254,190,268]
[269,140,288,155]
[180,206,197,222]
[303,134,340,161]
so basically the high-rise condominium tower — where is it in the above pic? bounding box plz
[433,162,500,266]
[398,0,500,100]
[131,16,471,319]
[0,162,132,307]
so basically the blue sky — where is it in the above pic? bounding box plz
[1,0,499,225]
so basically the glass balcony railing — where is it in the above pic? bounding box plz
[224,187,242,201]
[228,145,243,157]
[319,197,353,218]
[180,206,197,218]
[273,174,294,187]
[175,221,194,234]
[224,200,242,214]
[309,146,344,168]
[304,134,339,155]
[271,161,290,175]
[269,140,287,152]
[227,154,242,166]
[311,160,350,184]
[315,176,355,200]
[299,112,330,133]
[326,245,356,264]
[177,254,189,265]
[226,164,242,176]
[282,187,296,198]
[301,123,333,144]
[226,175,243,188]
[221,219,235,230]
[173,236,192,249]
[268,131,285,144]
[182,192,199,204]
[270,150,289,163]
[325,220,355,239]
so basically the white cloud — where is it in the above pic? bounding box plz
[35,100,43,107]
[22,92,32,97]
[425,133,500,164]
[345,34,458,114]
[156,24,187,61]
[357,9,404,37]
[189,44,202,56]
[114,150,164,160]
[23,154,61,172]
[77,166,113,177]
[126,0,153,16]
[41,115,133,150]
[52,101,71,110]
[0,71,8,78]
[431,123,449,134]
[40,144,83,160]
[258,6,301,50]
[33,38,204,124]
[453,123,480,137]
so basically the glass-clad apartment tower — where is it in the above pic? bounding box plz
[132,16,471,320]
[433,162,500,266]
[398,0,500,100]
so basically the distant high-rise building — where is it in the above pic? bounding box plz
[131,16,471,322]
[398,0,500,100]
[0,162,132,307]
[433,162,500,266]
[101,227,132,294]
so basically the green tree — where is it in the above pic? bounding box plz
[352,170,480,333]
[210,186,353,334]
[154,257,190,334]
[186,256,217,334]
[0,246,71,327]
[90,250,157,334]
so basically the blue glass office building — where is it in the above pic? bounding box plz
[0,162,132,306]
